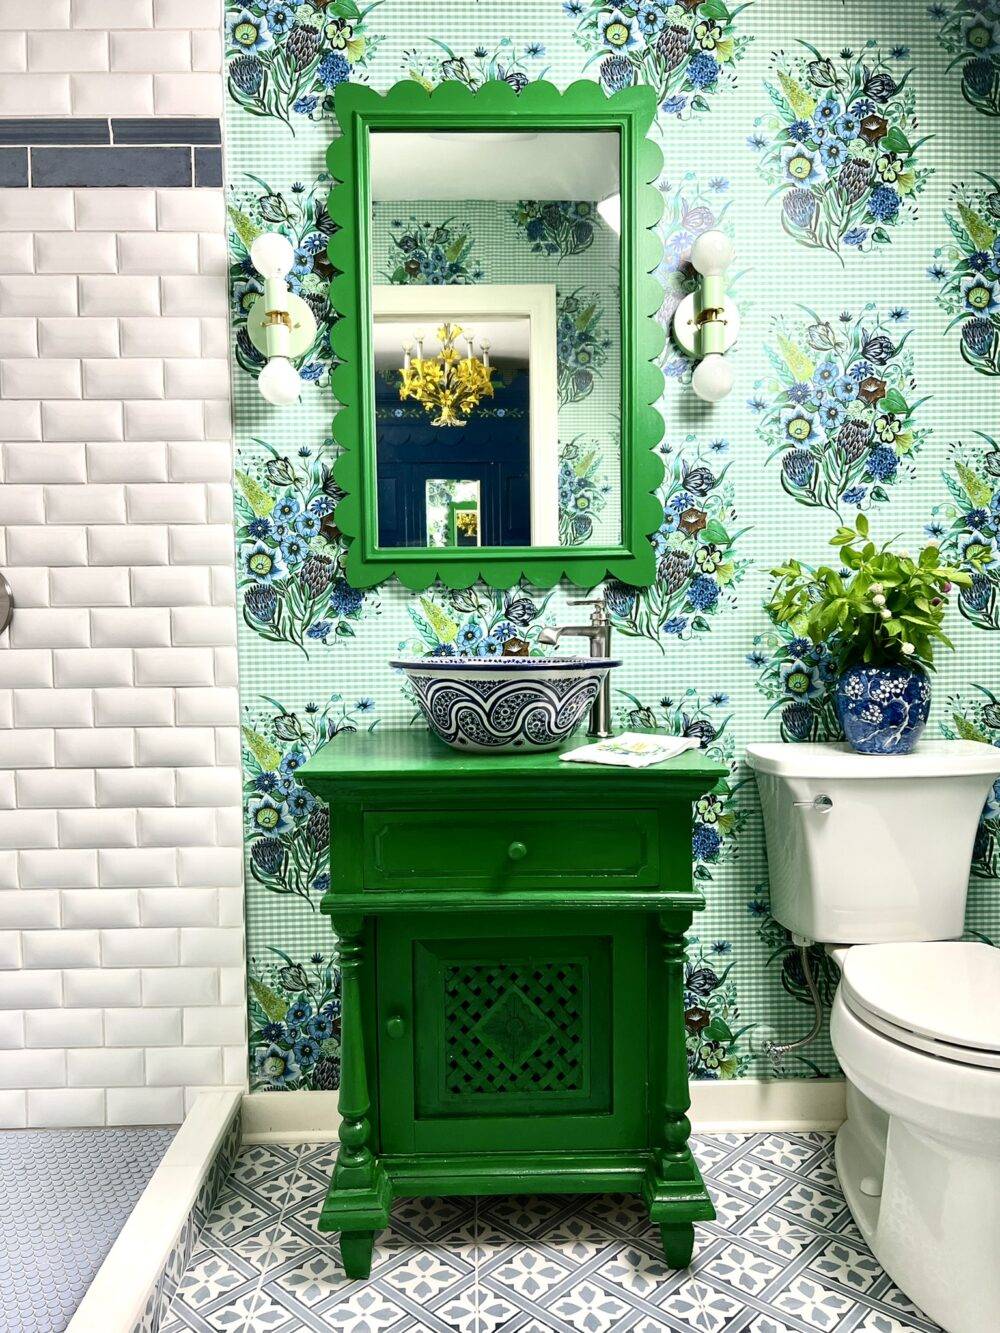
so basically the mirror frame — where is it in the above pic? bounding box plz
[327,78,665,591]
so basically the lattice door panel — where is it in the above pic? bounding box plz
[413,935,612,1119]
[444,960,587,1097]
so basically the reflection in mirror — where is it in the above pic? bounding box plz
[426,480,480,549]
[369,129,622,551]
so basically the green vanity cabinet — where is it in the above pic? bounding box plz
[299,730,725,1279]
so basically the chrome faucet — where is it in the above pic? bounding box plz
[538,597,614,738]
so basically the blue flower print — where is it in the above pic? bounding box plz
[307,1013,335,1041]
[869,185,901,223]
[598,8,642,51]
[293,1036,320,1065]
[867,446,899,481]
[688,576,720,612]
[687,52,719,89]
[318,52,350,89]
[286,1000,313,1026]
[263,3,294,36]
[692,823,722,861]
[835,111,861,140]
[293,510,321,539]
[253,1042,299,1088]
[273,495,301,525]
[247,793,292,838]
[242,540,286,584]
[279,533,309,565]
[228,8,271,53]
[279,750,306,779]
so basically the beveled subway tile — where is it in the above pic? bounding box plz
[193,146,222,188]
[0,118,109,145]
[31,145,191,188]
[0,148,28,186]
[112,117,221,145]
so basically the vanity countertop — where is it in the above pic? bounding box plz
[299,728,726,791]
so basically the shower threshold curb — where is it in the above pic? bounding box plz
[67,1090,242,1333]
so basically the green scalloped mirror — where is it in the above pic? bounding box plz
[326,79,665,591]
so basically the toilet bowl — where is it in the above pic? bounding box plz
[746,742,1000,1333]
[830,942,1000,1333]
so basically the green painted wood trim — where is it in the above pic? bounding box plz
[326,78,665,590]
[319,888,706,916]
[299,727,727,788]
[346,1150,712,1213]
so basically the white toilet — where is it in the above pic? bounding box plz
[747,740,1000,1333]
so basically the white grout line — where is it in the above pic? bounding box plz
[67,1089,241,1333]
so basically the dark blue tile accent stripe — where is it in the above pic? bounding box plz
[112,118,222,146]
[194,146,223,188]
[0,148,29,187]
[0,118,110,145]
[31,146,192,188]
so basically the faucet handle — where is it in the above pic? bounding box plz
[569,597,608,623]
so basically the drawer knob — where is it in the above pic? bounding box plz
[507,840,527,862]
[385,1014,407,1040]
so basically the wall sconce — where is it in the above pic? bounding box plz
[672,230,740,403]
[246,232,318,407]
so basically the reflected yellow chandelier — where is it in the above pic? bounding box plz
[399,323,494,427]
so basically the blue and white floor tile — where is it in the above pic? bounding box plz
[161,1133,940,1333]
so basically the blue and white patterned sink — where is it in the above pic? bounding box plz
[391,655,620,753]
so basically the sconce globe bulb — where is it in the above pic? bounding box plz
[250,231,295,280]
[258,356,302,407]
[690,229,734,277]
[692,353,733,403]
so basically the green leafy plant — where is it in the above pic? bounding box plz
[766,514,970,672]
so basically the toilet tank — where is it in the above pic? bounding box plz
[746,741,1000,944]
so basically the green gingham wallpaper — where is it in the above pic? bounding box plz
[226,0,1000,1092]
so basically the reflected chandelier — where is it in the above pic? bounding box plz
[399,323,495,427]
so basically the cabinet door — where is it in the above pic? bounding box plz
[377,913,647,1155]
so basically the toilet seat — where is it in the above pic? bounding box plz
[841,941,1000,1071]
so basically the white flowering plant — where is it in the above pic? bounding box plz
[766,514,970,672]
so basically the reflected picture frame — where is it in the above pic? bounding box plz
[327,78,665,591]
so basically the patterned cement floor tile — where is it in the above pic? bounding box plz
[165,1133,942,1332]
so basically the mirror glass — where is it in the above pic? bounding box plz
[369,129,622,551]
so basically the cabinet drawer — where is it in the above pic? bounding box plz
[363,806,660,890]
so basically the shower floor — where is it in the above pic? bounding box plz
[0,1126,174,1332]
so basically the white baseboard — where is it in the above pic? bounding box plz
[690,1078,846,1132]
[241,1079,846,1143]
[242,1088,341,1142]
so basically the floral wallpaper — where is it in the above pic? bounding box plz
[226,0,1000,1092]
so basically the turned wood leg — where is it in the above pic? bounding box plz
[660,921,695,1175]
[333,918,376,1193]
[660,1222,694,1269]
[340,1230,376,1280]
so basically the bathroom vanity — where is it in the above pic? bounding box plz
[299,730,726,1278]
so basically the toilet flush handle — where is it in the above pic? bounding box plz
[792,794,833,812]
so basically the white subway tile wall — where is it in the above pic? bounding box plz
[0,2,243,1128]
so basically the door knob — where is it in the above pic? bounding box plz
[507,840,527,861]
[385,1014,407,1040]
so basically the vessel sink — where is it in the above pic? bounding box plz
[390,655,620,752]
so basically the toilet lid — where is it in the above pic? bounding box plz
[842,942,1000,1062]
